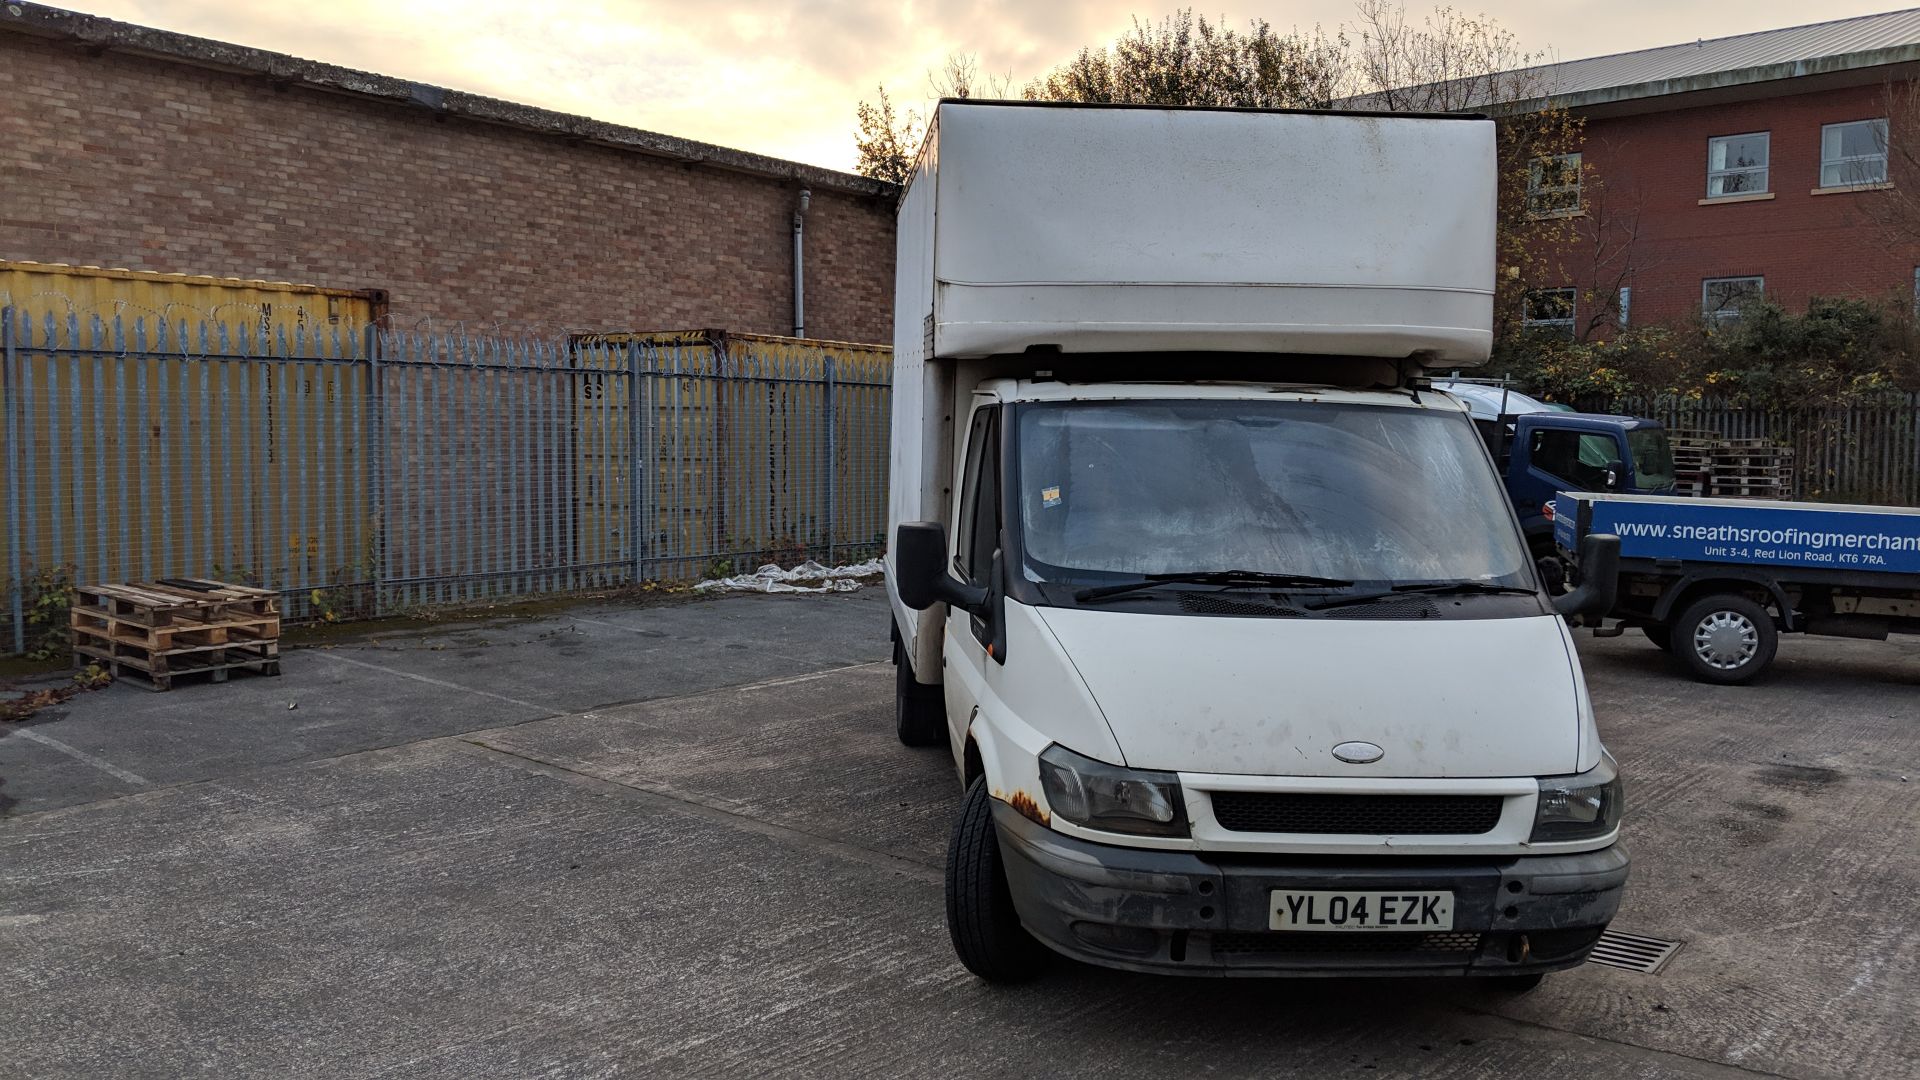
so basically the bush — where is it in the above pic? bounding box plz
[1494,296,1920,408]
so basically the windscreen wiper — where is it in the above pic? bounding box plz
[1305,580,1539,611]
[1075,571,1354,603]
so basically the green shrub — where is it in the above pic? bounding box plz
[1495,295,1920,408]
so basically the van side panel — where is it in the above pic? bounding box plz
[887,120,950,679]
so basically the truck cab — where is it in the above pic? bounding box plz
[1436,382,1677,558]
[886,101,1627,987]
[1504,413,1677,554]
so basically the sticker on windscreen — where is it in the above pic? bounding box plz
[1041,485,1061,507]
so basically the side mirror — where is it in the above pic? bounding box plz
[1552,533,1620,618]
[1604,459,1627,492]
[894,522,987,615]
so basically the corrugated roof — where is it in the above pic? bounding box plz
[1344,8,1920,112]
[1522,7,1920,101]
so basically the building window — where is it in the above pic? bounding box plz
[1707,132,1770,196]
[1617,286,1631,328]
[1522,287,1576,338]
[1528,153,1582,216]
[1703,276,1763,323]
[1821,119,1889,187]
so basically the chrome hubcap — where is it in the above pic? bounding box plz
[1693,611,1759,670]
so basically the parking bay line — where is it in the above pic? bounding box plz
[12,728,151,787]
[456,738,944,886]
[309,651,554,713]
[309,651,886,719]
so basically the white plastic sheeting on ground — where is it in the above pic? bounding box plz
[693,559,885,594]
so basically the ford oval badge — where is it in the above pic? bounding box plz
[1332,741,1385,764]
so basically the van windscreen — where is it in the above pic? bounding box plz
[1015,400,1530,589]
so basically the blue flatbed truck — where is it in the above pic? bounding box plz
[1437,382,1678,561]
[1554,491,1920,683]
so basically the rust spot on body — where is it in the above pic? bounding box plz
[1007,790,1050,827]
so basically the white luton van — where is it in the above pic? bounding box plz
[886,100,1625,985]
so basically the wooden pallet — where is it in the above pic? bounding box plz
[72,638,280,692]
[1673,476,1711,498]
[71,579,279,627]
[1711,481,1792,498]
[70,607,277,651]
[69,579,281,692]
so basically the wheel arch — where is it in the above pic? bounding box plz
[1653,573,1796,631]
[963,734,985,790]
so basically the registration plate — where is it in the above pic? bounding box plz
[1270,890,1454,931]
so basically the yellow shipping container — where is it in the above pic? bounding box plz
[0,260,387,338]
[1,262,386,604]
[571,330,891,580]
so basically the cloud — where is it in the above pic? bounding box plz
[59,1,1919,170]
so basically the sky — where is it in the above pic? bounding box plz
[63,1,1920,172]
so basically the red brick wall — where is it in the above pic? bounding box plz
[1550,83,1918,330]
[0,34,896,342]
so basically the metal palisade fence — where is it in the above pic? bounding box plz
[1599,394,1920,507]
[0,307,891,653]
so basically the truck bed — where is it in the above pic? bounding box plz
[1553,492,1920,578]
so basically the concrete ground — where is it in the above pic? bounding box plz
[1,589,1915,1079]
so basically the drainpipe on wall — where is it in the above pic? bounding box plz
[792,188,811,338]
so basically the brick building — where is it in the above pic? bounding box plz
[1506,10,1920,336]
[0,3,897,342]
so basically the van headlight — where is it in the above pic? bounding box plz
[1038,744,1189,837]
[1531,751,1623,842]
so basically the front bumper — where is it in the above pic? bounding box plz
[993,803,1628,978]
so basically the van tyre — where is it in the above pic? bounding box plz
[946,777,1047,983]
[1671,594,1777,685]
[1641,623,1671,651]
[894,638,946,747]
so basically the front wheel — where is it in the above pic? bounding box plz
[946,778,1047,982]
[1670,594,1778,685]
[1641,624,1672,652]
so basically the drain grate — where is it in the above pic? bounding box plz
[1586,930,1682,974]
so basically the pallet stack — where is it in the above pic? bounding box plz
[1667,428,1718,498]
[70,579,281,692]
[1709,439,1796,500]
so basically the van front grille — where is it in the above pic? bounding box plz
[1209,792,1504,835]
[1209,931,1484,961]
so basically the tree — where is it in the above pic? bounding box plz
[1569,152,1660,341]
[930,52,1014,102]
[853,84,920,186]
[1343,1,1586,341]
[1855,79,1920,249]
[853,53,1013,185]
[1021,9,1348,109]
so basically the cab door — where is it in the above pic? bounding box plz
[1512,419,1623,553]
[943,403,1002,749]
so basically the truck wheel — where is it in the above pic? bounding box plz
[1641,624,1672,652]
[946,777,1046,982]
[894,638,947,747]
[1671,595,1777,685]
